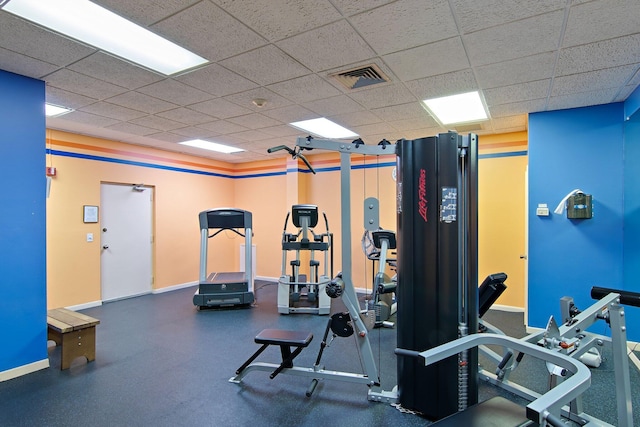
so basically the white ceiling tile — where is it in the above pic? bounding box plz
[371,103,429,122]
[491,115,528,130]
[277,20,376,72]
[167,126,217,139]
[3,0,639,163]
[451,0,566,34]
[0,12,96,66]
[346,83,416,109]
[388,115,439,131]
[68,52,163,90]
[46,87,97,110]
[189,98,254,119]
[92,0,200,27]
[405,69,477,99]
[58,110,121,127]
[546,88,619,111]
[129,115,185,132]
[349,0,458,55]
[556,34,640,76]
[351,122,398,137]
[463,11,565,66]
[331,0,396,16]
[151,2,267,62]
[552,65,639,97]
[212,0,342,41]
[303,95,365,117]
[197,120,248,135]
[475,52,557,89]
[616,85,637,103]
[260,125,302,138]
[145,132,188,144]
[329,110,380,127]
[383,37,469,81]
[226,113,282,129]
[629,68,640,86]
[563,0,640,47]
[488,99,547,117]
[175,63,258,97]
[402,127,445,140]
[105,121,159,136]
[46,69,128,99]
[220,45,311,86]
[227,129,272,142]
[79,102,148,121]
[156,107,215,125]
[105,91,179,114]
[0,47,59,79]
[261,105,318,123]
[223,88,294,112]
[267,74,342,103]
[137,79,213,105]
[484,80,551,106]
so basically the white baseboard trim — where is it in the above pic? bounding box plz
[65,300,102,311]
[0,358,49,382]
[256,276,278,282]
[491,304,524,313]
[152,281,197,294]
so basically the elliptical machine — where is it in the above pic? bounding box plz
[277,204,332,315]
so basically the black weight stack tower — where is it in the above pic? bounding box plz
[396,132,478,420]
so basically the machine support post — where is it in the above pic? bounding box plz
[608,302,634,427]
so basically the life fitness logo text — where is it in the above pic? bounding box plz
[418,168,428,222]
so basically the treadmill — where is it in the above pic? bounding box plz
[193,208,254,309]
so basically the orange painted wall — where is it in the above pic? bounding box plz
[478,131,528,308]
[46,129,528,311]
[46,130,236,308]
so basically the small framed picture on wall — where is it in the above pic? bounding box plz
[83,205,99,223]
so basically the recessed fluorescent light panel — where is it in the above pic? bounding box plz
[179,139,244,154]
[1,0,208,75]
[289,118,358,139]
[422,91,489,125]
[45,103,73,117]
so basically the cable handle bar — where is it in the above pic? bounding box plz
[267,145,316,174]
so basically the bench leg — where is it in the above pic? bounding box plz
[236,344,269,375]
[50,326,97,370]
[270,345,306,379]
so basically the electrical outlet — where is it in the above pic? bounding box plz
[536,204,550,216]
[87,233,94,242]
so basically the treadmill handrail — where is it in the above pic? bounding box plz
[397,333,591,425]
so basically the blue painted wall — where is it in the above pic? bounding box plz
[528,103,638,340]
[0,70,47,373]
[623,92,640,337]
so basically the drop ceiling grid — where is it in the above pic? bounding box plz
[0,0,638,162]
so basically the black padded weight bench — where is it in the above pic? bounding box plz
[236,329,313,379]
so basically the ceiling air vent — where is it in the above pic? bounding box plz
[331,64,390,90]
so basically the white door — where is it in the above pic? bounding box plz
[100,183,153,302]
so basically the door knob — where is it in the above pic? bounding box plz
[102,245,109,249]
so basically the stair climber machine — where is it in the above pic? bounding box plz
[193,208,254,309]
[277,204,332,315]
[362,228,397,328]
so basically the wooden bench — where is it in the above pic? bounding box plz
[47,308,100,370]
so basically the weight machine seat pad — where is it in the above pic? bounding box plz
[255,329,313,347]
[430,397,534,427]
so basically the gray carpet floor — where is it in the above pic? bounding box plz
[0,281,638,426]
